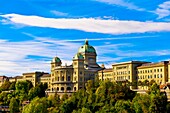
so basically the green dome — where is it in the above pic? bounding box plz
[52,57,61,63]
[73,53,84,60]
[78,40,96,54]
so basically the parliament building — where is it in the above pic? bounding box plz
[50,40,102,93]
[1,40,170,95]
[1,40,102,95]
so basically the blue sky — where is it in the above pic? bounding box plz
[0,0,170,76]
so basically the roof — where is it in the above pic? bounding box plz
[52,56,61,63]
[112,61,150,66]
[78,40,96,54]
[15,76,23,79]
[98,68,112,72]
[138,61,169,68]
[41,74,51,77]
[73,53,84,60]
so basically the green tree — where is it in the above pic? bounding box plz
[143,80,149,87]
[114,100,134,113]
[48,94,60,106]
[9,97,19,113]
[26,80,33,91]
[149,83,167,113]
[15,81,33,103]
[15,81,33,94]
[28,86,40,100]
[9,82,16,90]
[166,103,170,113]
[81,107,92,113]
[22,97,49,113]
[132,94,150,113]
[0,92,9,105]
[149,80,156,86]
[85,80,94,94]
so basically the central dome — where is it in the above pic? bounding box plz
[78,40,96,54]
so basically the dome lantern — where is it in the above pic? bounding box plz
[78,40,96,54]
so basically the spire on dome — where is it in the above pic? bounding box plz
[85,39,88,45]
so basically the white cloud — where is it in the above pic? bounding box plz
[0,38,82,76]
[0,36,170,76]
[50,10,68,16]
[155,1,170,19]
[95,0,144,11]
[1,14,170,35]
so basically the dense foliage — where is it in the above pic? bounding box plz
[0,80,47,112]
[0,80,169,113]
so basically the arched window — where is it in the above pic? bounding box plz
[74,87,76,91]
[61,87,64,91]
[67,87,71,91]
[57,87,59,91]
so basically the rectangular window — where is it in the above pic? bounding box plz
[128,71,130,74]
[160,74,162,78]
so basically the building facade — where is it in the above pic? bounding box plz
[98,61,149,87]
[2,40,170,93]
[99,60,170,89]
[8,72,50,89]
[50,40,102,93]
[98,68,113,81]
[2,40,101,96]
[137,61,169,89]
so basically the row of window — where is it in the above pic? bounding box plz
[117,76,130,80]
[113,71,130,75]
[103,74,112,76]
[138,68,163,74]
[53,76,71,82]
[52,76,84,82]
[52,87,72,91]
[52,86,83,91]
[138,74,163,79]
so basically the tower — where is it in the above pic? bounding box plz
[50,56,62,91]
[51,57,62,70]
[72,53,84,91]
[77,40,97,66]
